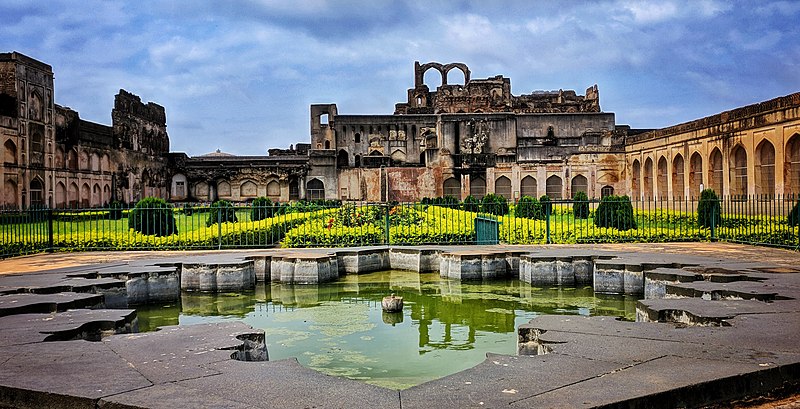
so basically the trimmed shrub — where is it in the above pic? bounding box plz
[696,188,721,229]
[108,200,124,220]
[594,195,637,231]
[539,195,552,216]
[515,195,543,219]
[463,195,481,213]
[789,200,800,227]
[206,200,238,227]
[481,193,509,216]
[573,191,589,219]
[251,197,275,221]
[128,197,177,236]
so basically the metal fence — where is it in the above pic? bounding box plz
[1,195,798,258]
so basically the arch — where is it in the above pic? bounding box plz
[68,182,78,208]
[730,145,748,197]
[546,175,563,199]
[570,174,588,197]
[289,179,300,201]
[55,181,66,208]
[354,154,361,168]
[354,133,361,143]
[79,150,90,170]
[390,149,406,163]
[29,178,44,207]
[657,156,668,199]
[171,174,187,200]
[306,178,324,200]
[240,180,258,198]
[420,63,446,88]
[709,148,723,194]
[103,184,111,204]
[55,146,64,169]
[469,176,486,199]
[195,182,209,201]
[324,140,331,149]
[786,134,800,196]
[631,159,641,199]
[81,183,90,208]
[267,180,280,201]
[443,177,461,198]
[337,149,349,168]
[4,139,17,165]
[100,154,110,173]
[444,64,468,85]
[217,180,231,197]
[672,154,685,200]
[521,175,537,198]
[92,183,101,207]
[755,140,775,196]
[643,157,654,199]
[67,149,78,170]
[4,179,18,208]
[601,185,614,198]
[689,152,703,198]
[90,153,100,172]
[495,176,512,199]
[29,89,43,121]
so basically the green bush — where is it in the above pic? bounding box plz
[251,197,284,221]
[594,195,637,231]
[539,195,552,216]
[422,196,460,208]
[481,193,509,216]
[696,189,721,228]
[206,200,238,227]
[128,197,177,236]
[463,195,481,213]
[108,200,124,220]
[515,195,544,219]
[182,203,194,217]
[573,191,589,219]
[789,200,800,227]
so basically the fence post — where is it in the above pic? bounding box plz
[710,201,717,241]
[545,202,551,244]
[217,205,222,250]
[384,203,390,245]
[47,207,54,253]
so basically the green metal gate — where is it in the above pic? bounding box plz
[475,216,499,245]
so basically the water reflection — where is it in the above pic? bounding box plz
[136,270,637,389]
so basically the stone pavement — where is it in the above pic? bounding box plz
[0,243,798,408]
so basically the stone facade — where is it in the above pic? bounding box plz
[4,53,798,208]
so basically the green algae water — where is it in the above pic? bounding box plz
[136,270,636,389]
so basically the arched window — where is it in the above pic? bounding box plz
[643,157,653,199]
[241,180,258,197]
[443,177,460,198]
[570,174,588,197]
[91,153,100,172]
[469,176,486,199]
[307,178,324,200]
[68,149,78,170]
[689,152,703,199]
[92,183,101,207]
[101,154,110,173]
[521,175,537,198]
[103,184,111,204]
[4,139,17,165]
[68,182,78,208]
[730,145,748,197]
[354,133,361,143]
[709,148,723,194]
[354,154,361,168]
[267,180,280,201]
[55,182,66,208]
[81,183,90,208]
[657,156,668,199]
[79,151,90,171]
[217,180,231,197]
[4,179,18,208]
[337,149,349,168]
[546,175,563,199]
[29,178,44,207]
[324,140,331,149]
[601,185,614,198]
[55,147,64,169]
[787,134,800,196]
[495,176,512,199]
[289,179,300,201]
[755,140,775,196]
[672,154,685,200]
[631,159,641,199]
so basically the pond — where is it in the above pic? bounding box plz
[136,270,637,390]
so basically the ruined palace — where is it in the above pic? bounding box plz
[2,53,799,209]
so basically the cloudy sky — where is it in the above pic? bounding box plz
[2,0,799,156]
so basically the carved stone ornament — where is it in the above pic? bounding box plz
[463,118,490,154]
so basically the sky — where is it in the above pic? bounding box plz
[2,0,799,156]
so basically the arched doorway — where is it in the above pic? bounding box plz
[521,175,537,198]
[443,177,460,198]
[495,176,512,199]
[546,175,562,199]
[307,178,324,200]
[730,145,748,197]
[672,154,685,200]
[755,140,775,196]
[689,152,703,198]
[570,174,588,197]
[469,176,486,199]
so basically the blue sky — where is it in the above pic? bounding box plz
[2,0,799,156]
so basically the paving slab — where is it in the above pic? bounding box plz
[0,309,136,346]
[0,292,104,317]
